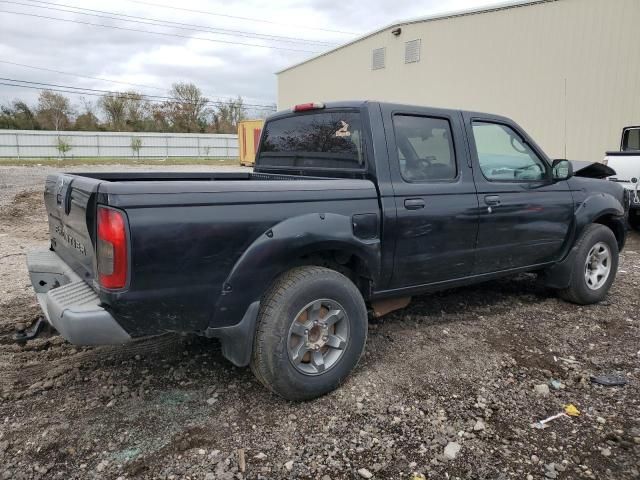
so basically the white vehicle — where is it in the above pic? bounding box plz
[605,126,640,230]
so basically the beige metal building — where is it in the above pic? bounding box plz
[277,0,640,162]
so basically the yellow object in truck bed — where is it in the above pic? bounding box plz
[238,119,264,166]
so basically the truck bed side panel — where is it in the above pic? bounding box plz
[99,180,379,335]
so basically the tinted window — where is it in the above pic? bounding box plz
[472,122,547,181]
[393,115,456,181]
[622,128,640,151]
[258,111,364,170]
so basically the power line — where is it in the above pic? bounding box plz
[0,60,277,106]
[0,9,323,53]
[0,79,277,110]
[0,60,167,92]
[9,0,338,47]
[124,0,358,36]
[1,77,276,108]
[1,78,277,110]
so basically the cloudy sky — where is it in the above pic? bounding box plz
[0,0,504,114]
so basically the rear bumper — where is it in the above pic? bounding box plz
[26,249,131,345]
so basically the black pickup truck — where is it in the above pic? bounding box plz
[27,101,627,400]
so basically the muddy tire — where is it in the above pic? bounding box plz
[250,266,367,401]
[557,224,619,305]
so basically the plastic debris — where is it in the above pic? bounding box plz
[532,404,580,429]
[590,374,627,387]
[532,412,566,429]
[549,379,564,390]
[564,404,580,417]
[557,356,581,365]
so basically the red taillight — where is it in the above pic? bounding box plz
[97,206,128,289]
[292,102,325,112]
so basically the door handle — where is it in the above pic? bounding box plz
[484,195,501,206]
[404,198,425,210]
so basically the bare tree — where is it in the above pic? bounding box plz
[167,82,209,132]
[211,97,246,133]
[124,92,148,129]
[100,92,127,130]
[100,91,151,131]
[73,97,100,131]
[149,102,171,132]
[36,90,72,131]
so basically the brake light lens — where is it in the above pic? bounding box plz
[97,206,128,289]
[292,102,325,112]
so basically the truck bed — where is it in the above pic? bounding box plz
[44,171,380,336]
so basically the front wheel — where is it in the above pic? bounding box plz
[558,224,619,304]
[251,266,367,401]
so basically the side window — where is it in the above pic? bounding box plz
[472,121,547,181]
[393,115,456,182]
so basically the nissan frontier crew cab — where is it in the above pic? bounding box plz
[27,101,628,401]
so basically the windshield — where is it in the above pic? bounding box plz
[257,110,365,170]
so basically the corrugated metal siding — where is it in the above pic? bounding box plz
[277,0,640,162]
[0,130,239,158]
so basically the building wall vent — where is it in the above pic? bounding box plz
[372,47,386,70]
[405,39,421,64]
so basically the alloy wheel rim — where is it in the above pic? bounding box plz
[287,299,349,376]
[584,242,611,290]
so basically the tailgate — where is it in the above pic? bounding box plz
[44,174,100,282]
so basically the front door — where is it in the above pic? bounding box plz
[383,105,479,289]
[463,114,574,273]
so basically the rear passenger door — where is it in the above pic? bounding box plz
[382,105,479,289]
[463,114,574,273]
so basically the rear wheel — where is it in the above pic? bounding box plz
[251,266,367,401]
[558,224,619,304]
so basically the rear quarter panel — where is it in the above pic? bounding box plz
[98,179,380,335]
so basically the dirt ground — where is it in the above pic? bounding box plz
[0,165,638,480]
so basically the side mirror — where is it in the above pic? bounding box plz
[552,159,573,181]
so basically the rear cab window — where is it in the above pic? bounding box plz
[256,110,366,171]
[622,127,640,152]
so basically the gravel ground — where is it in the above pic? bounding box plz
[0,165,638,480]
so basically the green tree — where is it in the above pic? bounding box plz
[55,136,72,158]
[0,100,40,130]
[130,137,142,159]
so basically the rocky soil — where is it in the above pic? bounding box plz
[0,165,638,480]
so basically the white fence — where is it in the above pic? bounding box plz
[0,129,239,158]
